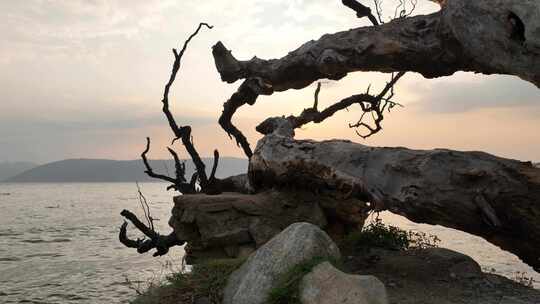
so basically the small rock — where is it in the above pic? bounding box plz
[300,262,388,304]
[223,222,341,304]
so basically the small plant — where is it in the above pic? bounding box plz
[341,218,440,252]
[267,257,341,304]
[513,271,536,288]
[343,218,410,251]
[407,230,441,250]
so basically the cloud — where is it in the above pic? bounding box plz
[409,74,540,113]
[0,1,537,163]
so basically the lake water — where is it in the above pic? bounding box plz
[0,183,538,303]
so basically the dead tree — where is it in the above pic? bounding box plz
[208,0,540,270]
[119,23,248,256]
[120,1,540,270]
[249,117,540,271]
[213,0,539,156]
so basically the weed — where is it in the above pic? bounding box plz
[131,258,245,304]
[341,218,440,252]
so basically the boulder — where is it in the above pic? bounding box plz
[222,222,341,304]
[300,261,388,304]
[169,191,368,263]
[427,248,483,279]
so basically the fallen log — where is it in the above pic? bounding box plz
[250,118,540,271]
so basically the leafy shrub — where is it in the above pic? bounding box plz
[407,230,440,250]
[343,218,409,251]
[342,218,440,252]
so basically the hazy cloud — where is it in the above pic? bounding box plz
[0,1,538,163]
[411,74,540,113]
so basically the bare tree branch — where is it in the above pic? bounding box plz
[141,137,178,185]
[166,147,186,184]
[209,149,219,182]
[217,77,273,158]
[348,71,405,138]
[140,137,197,193]
[162,23,213,188]
[141,22,226,193]
[313,82,321,110]
[212,2,540,91]
[342,0,379,26]
[256,72,405,138]
[119,209,184,257]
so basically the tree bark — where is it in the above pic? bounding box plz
[249,118,540,271]
[213,0,540,89]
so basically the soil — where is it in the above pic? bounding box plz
[343,247,540,304]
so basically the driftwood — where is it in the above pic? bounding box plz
[249,117,540,271]
[119,24,249,257]
[213,0,540,159]
[214,0,540,90]
[120,2,540,272]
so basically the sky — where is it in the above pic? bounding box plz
[1,0,539,164]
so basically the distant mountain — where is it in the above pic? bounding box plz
[4,158,247,183]
[0,161,38,182]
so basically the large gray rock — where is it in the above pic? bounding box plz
[300,262,388,304]
[170,191,367,263]
[223,222,341,304]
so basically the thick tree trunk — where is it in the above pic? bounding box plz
[249,118,540,271]
[213,0,540,89]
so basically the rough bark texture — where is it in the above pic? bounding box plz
[213,0,540,89]
[249,118,540,271]
[169,191,368,263]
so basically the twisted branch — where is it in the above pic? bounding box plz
[119,209,184,257]
[217,76,273,158]
[142,22,221,193]
[256,72,405,138]
[215,1,411,157]
[342,0,379,26]
[163,23,213,188]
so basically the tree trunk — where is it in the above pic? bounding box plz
[249,118,540,271]
[213,0,540,89]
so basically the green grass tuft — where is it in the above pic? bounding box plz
[131,258,245,304]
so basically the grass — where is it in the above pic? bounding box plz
[130,258,245,304]
[131,218,441,304]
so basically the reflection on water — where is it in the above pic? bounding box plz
[0,183,538,303]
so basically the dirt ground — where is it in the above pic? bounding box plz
[343,247,540,304]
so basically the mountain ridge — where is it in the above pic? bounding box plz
[3,158,247,183]
[0,161,38,182]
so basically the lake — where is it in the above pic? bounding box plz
[0,183,538,303]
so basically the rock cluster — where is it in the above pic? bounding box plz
[169,191,368,263]
[223,222,388,304]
